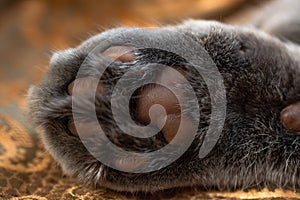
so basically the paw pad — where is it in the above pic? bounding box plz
[102,45,136,62]
[281,102,300,132]
[67,46,192,145]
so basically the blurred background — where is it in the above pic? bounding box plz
[2,1,284,199]
[0,0,263,108]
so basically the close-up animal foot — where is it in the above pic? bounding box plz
[27,18,300,192]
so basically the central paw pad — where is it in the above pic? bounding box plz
[67,46,192,145]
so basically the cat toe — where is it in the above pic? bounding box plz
[103,45,136,62]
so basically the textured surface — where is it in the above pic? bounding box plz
[1,0,300,199]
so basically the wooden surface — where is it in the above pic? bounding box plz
[1,0,299,199]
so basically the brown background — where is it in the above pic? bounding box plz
[1,0,299,199]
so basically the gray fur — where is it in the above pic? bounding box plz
[27,0,300,192]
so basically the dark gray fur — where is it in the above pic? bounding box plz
[27,0,300,192]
